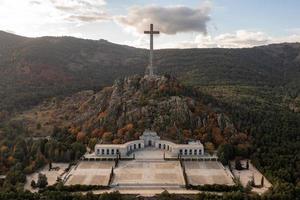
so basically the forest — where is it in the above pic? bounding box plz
[0,84,299,199]
[201,86,300,199]
[0,31,299,199]
[0,124,85,189]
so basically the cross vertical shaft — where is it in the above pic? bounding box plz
[149,25,153,75]
[144,24,159,76]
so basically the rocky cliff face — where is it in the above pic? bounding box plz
[100,75,194,132]
[15,75,247,147]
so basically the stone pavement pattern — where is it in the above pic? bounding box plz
[184,161,234,185]
[65,161,114,186]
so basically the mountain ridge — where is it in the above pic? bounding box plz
[0,30,300,113]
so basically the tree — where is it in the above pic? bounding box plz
[36,123,41,130]
[183,129,192,141]
[245,181,252,193]
[35,152,46,169]
[223,191,244,200]
[217,143,234,165]
[13,139,27,162]
[203,131,213,144]
[71,142,86,160]
[195,193,206,200]
[30,180,36,188]
[212,127,224,145]
[235,159,243,170]
[0,145,9,159]
[250,174,255,187]
[49,161,52,170]
[76,131,86,142]
[36,173,48,188]
[91,128,104,138]
[157,190,172,200]
[124,131,134,141]
[204,142,215,155]
[88,138,98,150]
[99,191,122,200]
[102,132,113,143]
[112,138,122,144]
[5,168,26,185]
[261,176,264,187]
[125,123,134,131]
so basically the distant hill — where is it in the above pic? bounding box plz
[0,31,300,112]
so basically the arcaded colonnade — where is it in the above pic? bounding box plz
[95,130,204,157]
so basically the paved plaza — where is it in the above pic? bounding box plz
[112,160,185,188]
[60,148,235,194]
[65,161,114,186]
[25,163,69,192]
[184,161,234,185]
[23,148,236,195]
[231,160,271,194]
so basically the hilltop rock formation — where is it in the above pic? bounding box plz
[15,75,249,150]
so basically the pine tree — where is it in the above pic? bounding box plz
[261,176,264,187]
[36,173,48,188]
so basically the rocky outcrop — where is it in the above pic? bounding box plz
[70,75,239,141]
[95,75,194,132]
[15,75,241,144]
[289,96,300,113]
[217,113,236,133]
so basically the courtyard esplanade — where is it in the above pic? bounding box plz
[94,130,204,157]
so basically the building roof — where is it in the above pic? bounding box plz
[141,130,159,137]
[95,140,144,148]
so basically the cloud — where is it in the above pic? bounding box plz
[29,1,41,5]
[123,35,149,48]
[49,0,109,22]
[4,30,16,34]
[49,0,106,10]
[19,0,110,23]
[163,30,300,49]
[27,0,110,22]
[115,3,211,35]
[197,30,271,48]
[67,14,109,22]
[286,28,300,34]
[0,0,111,38]
[179,30,274,48]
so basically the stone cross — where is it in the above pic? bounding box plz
[144,24,160,76]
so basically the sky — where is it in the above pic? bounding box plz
[1,0,300,49]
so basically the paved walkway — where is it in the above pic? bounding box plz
[92,188,202,196]
[134,147,171,160]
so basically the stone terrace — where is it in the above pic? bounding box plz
[65,161,114,186]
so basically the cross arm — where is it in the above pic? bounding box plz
[144,31,160,34]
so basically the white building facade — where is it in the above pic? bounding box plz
[94,130,204,157]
